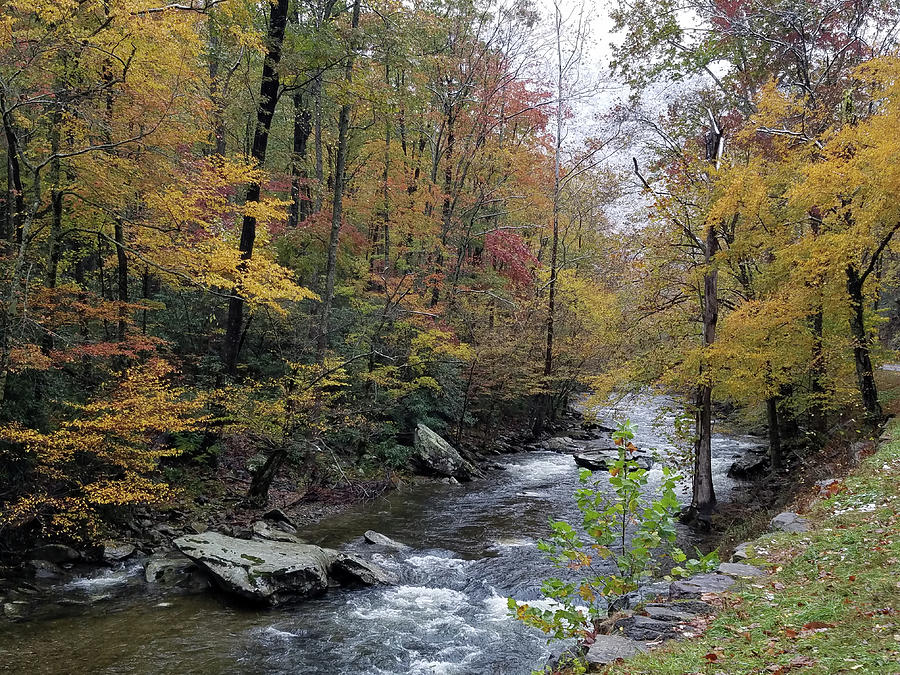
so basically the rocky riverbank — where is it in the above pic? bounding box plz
[582,426,900,674]
[547,511,811,672]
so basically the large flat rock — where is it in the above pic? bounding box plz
[174,532,392,605]
[669,573,735,599]
[718,562,764,577]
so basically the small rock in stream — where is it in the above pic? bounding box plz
[363,530,410,550]
[251,520,305,544]
[727,453,769,479]
[101,541,136,563]
[574,451,652,472]
[262,508,296,526]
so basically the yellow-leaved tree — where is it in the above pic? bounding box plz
[0,360,203,541]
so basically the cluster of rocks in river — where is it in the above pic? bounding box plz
[142,513,404,606]
[525,410,661,473]
[1,511,400,620]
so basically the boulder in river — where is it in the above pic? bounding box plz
[363,530,409,550]
[101,541,136,563]
[545,436,576,452]
[727,453,769,479]
[574,452,613,471]
[24,559,66,581]
[28,544,81,564]
[330,553,395,587]
[174,532,394,605]
[573,451,652,472]
[412,424,478,481]
[145,551,210,593]
[580,419,615,433]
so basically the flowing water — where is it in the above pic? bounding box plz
[0,394,763,675]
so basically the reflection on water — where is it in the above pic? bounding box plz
[0,394,762,674]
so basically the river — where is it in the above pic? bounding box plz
[0,394,763,674]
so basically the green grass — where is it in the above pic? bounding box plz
[604,424,900,675]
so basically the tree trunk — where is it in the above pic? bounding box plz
[313,74,324,213]
[317,0,361,362]
[46,122,63,290]
[846,265,882,422]
[221,0,289,374]
[208,25,227,156]
[766,395,782,471]
[807,211,827,435]
[114,219,128,340]
[288,92,312,228]
[381,109,390,272]
[538,19,565,433]
[247,446,289,508]
[809,304,826,434]
[686,222,719,521]
[2,101,24,252]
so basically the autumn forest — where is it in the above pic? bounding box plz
[1,0,900,669]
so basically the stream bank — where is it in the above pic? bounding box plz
[0,393,768,674]
[596,422,900,675]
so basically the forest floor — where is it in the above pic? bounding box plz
[602,419,900,674]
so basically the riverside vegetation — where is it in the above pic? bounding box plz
[510,420,719,642]
[1,0,900,673]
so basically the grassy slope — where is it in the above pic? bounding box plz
[605,423,900,675]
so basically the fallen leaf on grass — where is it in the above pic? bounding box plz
[788,655,816,668]
[766,655,817,674]
[799,621,833,637]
